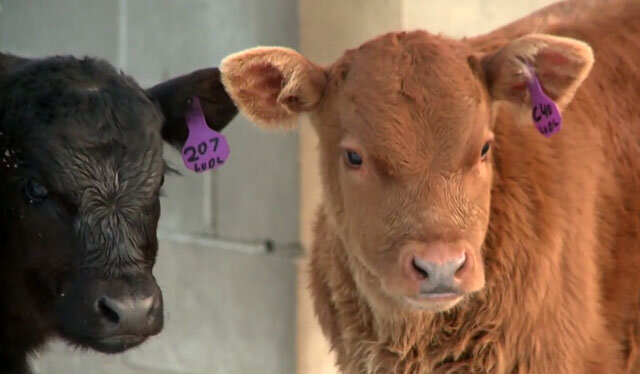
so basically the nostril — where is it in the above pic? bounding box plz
[97,297,121,325]
[453,252,468,277]
[147,295,161,318]
[411,257,429,280]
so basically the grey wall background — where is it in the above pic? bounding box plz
[0,0,300,373]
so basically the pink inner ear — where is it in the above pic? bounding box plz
[510,81,528,91]
[510,52,568,96]
[245,62,284,106]
[538,50,571,66]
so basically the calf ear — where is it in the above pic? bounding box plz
[0,53,29,76]
[480,33,594,110]
[220,47,327,129]
[146,67,238,148]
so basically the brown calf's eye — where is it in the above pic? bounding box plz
[480,141,491,161]
[344,150,363,168]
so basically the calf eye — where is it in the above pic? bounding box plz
[480,141,491,161]
[344,150,363,168]
[24,179,48,204]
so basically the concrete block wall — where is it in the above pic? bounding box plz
[0,0,299,373]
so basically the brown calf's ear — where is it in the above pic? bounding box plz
[220,46,327,129]
[481,33,594,110]
[146,67,238,148]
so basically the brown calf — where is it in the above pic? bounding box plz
[221,1,640,372]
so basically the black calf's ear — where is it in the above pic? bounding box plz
[146,67,238,148]
[0,52,30,76]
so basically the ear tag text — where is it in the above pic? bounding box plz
[181,97,230,173]
[528,70,562,137]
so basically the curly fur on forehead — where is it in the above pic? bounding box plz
[0,55,162,142]
[326,31,489,176]
[0,55,166,193]
[0,55,166,274]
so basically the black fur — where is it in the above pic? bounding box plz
[0,53,237,373]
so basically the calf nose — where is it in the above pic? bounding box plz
[406,242,468,293]
[95,281,163,336]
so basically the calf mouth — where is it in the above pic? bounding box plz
[54,274,164,354]
[419,291,463,302]
[84,334,149,354]
[405,291,465,311]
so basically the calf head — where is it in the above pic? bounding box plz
[221,31,593,312]
[0,55,236,355]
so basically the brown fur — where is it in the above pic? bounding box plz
[221,1,640,372]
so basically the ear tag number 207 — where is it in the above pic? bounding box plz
[181,97,230,173]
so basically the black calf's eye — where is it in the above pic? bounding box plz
[24,179,48,204]
[344,150,363,168]
[480,141,491,161]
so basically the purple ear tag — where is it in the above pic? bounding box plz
[528,69,562,137]
[181,97,230,173]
